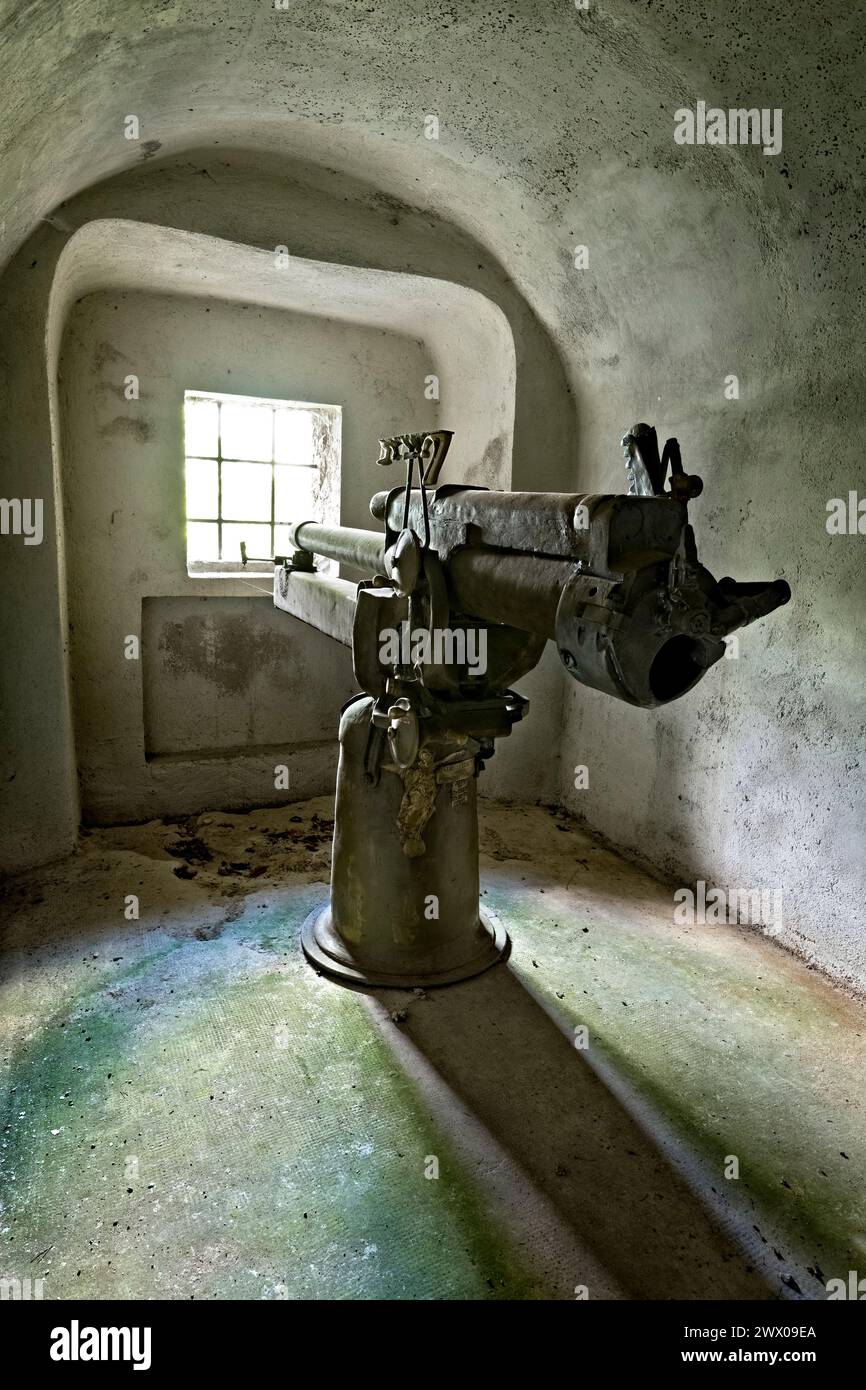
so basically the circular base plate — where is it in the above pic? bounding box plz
[301,901,510,989]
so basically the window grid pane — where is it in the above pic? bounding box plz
[184,392,321,566]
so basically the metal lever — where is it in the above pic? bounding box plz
[240,541,312,569]
[621,423,702,502]
[376,430,454,486]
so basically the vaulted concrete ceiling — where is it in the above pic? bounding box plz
[1,1,860,469]
[1,2,858,308]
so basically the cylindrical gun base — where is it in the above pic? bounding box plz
[301,901,508,988]
[300,693,510,989]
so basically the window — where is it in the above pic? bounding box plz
[183,390,339,575]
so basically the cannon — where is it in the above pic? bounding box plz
[262,424,790,988]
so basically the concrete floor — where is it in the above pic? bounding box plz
[0,797,863,1300]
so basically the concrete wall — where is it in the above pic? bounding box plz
[60,287,437,821]
[56,277,530,823]
[0,1,862,985]
[0,172,566,871]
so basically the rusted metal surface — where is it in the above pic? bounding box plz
[276,426,791,987]
[299,694,507,988]
[369,487,686,566]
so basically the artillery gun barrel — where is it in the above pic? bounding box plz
[285,515,567,637]
[369,486,687,567]
[286,520,387,575]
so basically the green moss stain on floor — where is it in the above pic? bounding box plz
[482,807,866,1292]
[3,796,864,1300]
[1,887,547,1300]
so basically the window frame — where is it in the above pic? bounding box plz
[183,389,322,578]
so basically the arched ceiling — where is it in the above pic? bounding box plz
[1,1,859,319]
[1,1,860,489]
[46,218,518,487]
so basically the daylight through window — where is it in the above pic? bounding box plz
[183,390,330,573]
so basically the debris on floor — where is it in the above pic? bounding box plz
[1,796,864,1301]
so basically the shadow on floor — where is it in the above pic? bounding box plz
[371,961,779,1300]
